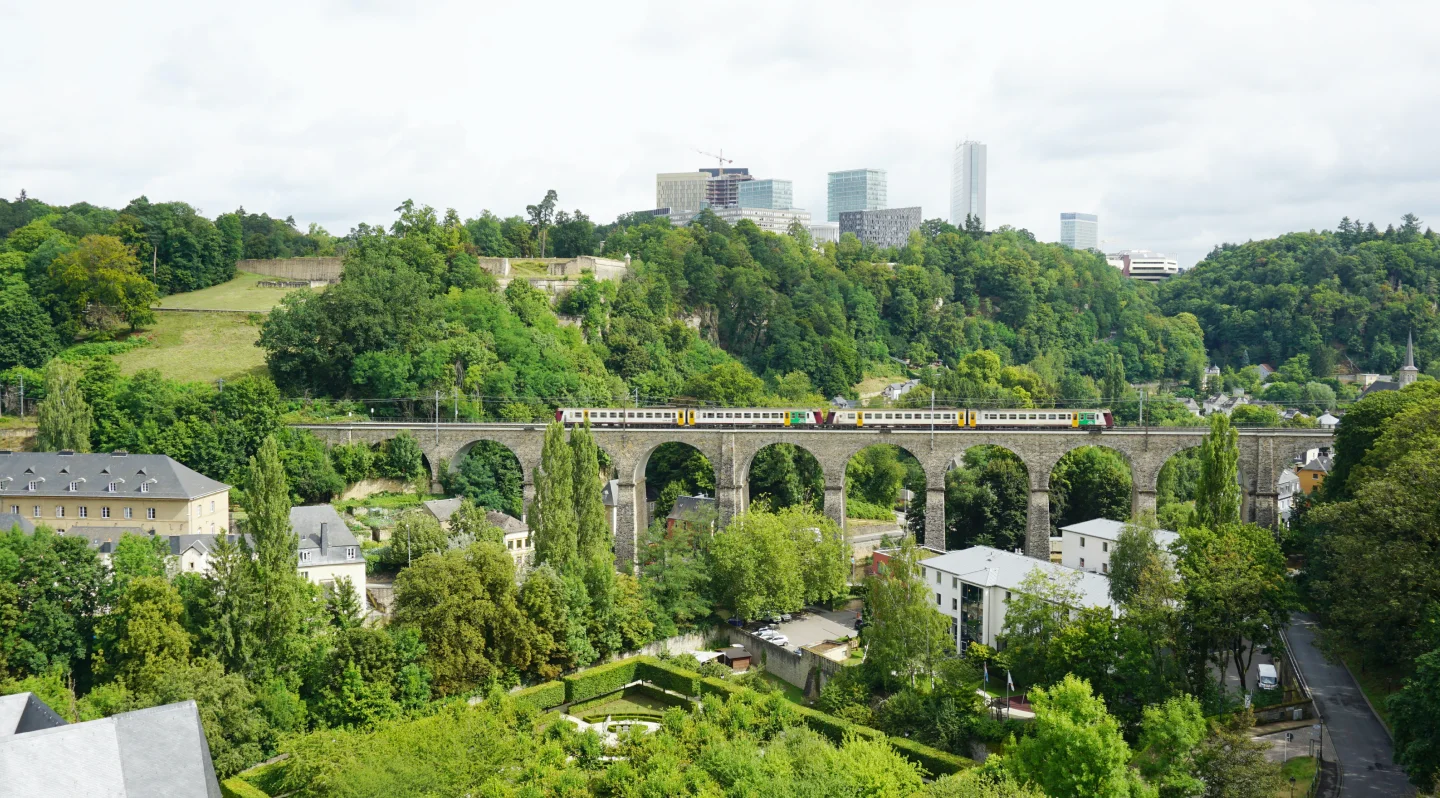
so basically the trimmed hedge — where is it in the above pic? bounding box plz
[564,658,639,704]
[220,777,271,798]
[580,712,665,723]
[630,682,692,708]
[888,736,976,777]
[637,657,701,696]
[697,676,746,699]
[514,680,566,710]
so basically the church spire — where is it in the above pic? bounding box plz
[1399,329,1419,387]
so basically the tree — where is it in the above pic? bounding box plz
[1000,568,1088,687]
[95,576,191,694]
[518,564,571,678]
[1003,674,1151,798]
[1193,413,1240,529]
[326,577,363,630]
[1193,711,1282,798]
[785,504,849,606]
[929,770,1047,798]
[1391,643,1440,790]
[1109,520,1163,605]
[447,497,504,548]
[640,518,712,637]
[708,508,805,619]
[385,511,448,567]
[862,538,952,689]
[530,422,578,574]
[1135,694,1207,798]
[36,361,93,451]
[0,286,60,369]
[110,532,170,586]
[525,190,558,258]
[244,436,300,669]
[381,432,426,482]
[46,234,157,331]
[570,424,610,561]
[442,442,523,517]
[1050,446,1131,532]
[0,526,106,677]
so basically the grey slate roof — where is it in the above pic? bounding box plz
[668,495,716,522]
[0,696,221,797]
[289,505,362,566]
[0,513,34,534]
[0,451,228,501]
[1300,453,1333,473]
[63,526,145,554]
[600,479,620,507]
[424,499,528,537]
[168,533,241,557]
[0,693,65,736]
[422,497,464,523]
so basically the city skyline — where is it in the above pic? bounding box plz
[950,141,987,229]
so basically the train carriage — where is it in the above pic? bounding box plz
[558,407,1113,429]
[557,408,825,427]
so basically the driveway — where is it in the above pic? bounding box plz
[1287,613,1414,797]
[756,611,856,650]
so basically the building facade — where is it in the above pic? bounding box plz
[422,497,535,567]
[1057,518,1178,575]
[838,206,922,249]
[1106,250,1180,283]
[737,179,793,210]
[0,451,229,539]
[950,141,987,229]
[656,172,710,213]
[712,206,812,234]
[808,222,839,244]
[827,169,887,222]
[1060,212,1098,250]
[916,545,1113,650]
[699,167,752,209]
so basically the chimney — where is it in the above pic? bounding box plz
[319,522,329,557]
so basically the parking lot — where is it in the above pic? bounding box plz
[748,610,856,651]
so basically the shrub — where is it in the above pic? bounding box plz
[630,683,691,708]
[698,676,746,699]
[887,735,975,777]
[514,681,565,710]
[220,777,271,798]
[563,658,639,704]
[636,656,700,697]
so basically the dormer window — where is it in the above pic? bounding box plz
[68,481,80,491]
[107,482,120,493]
[27,481,38,492]
[346,547,357,559]
[140,482,151,493]
[300,550,313,562]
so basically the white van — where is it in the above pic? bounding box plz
[1257,663,1280,691]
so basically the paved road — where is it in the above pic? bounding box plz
[1287,614,1414,797]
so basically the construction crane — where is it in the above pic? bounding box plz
[696,148,732,169]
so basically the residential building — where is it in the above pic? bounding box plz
[1057,518,1179,575]
[700,167,753,209]
[0,512,34,534]
[809,222,840,244]
[0,450,229,539]
[839,206,922,249]
[169,533,241,574]
[881,379,921,402]
[656,172,710,213]
[1106,250,1180,283]
[737,179,793,210]
[827,169,887,222]
[916,545,1113,650]
[712,206,812,235]
[1277,469,1301,522]
[1059,212,1098,250]
[950,141,987,228]
[1316,412,1339,429]
[1296,450,1332,495]
[667,494,717,532]
[0,693,222,796]
[422,498,535,566]
[290,505,367,607]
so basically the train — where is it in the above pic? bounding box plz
[556,407,1114,429]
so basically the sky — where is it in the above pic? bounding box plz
[3,0,1440,267]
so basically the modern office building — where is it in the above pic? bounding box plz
[839,206,922,249]
[950,141,987,229]
[827,169,887,222]
[737,179,793,210]
[1060,212,1099,250]
[700,167,752,209]
[712,206,812,234]
[656,172,710,214]
[809,222,840,245]
[1106,250,1180,283]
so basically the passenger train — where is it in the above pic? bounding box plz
[556,407,1114,429]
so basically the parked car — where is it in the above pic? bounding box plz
[767,635,790,646]
[755,629,780,640]
[727,617,745,627]
[779,613,793,622]
[1257,663,1280,691]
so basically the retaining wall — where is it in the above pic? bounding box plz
[237,257,343,281]
[722,626,843,696]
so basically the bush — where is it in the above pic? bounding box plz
[636,656,700,697]
[514,680,565,710]
[888,735,975,777]
[563,658,639,704]
[846,498,897,521]
[220,777,271,798]
[330,443,376,484]
[698,676,746,700]
[630,682,691,708]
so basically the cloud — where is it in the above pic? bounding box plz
[2,0,1438,267]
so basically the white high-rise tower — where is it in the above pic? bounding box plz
[950,141,987,229]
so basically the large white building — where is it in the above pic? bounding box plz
[711,206,812,235]
[1056,518,1178,575]
[1106,250,1180,283]
[1060,212,1099,250]
[950,141,987,229]
[918,545,1113,650]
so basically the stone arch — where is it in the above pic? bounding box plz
[638,441,718,533]
[743,442,826,517]
[841,442,927,546]
[1046,442,1137,542]
[444,439,528,519]
[1151,442,1204,529]
[943,443,1031,552]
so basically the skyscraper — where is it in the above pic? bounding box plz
[827,169,886,222]
[950,141,987,229]
[1060,212,1099,250]
[737,179,793,210]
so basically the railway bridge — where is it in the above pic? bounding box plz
[296,423,1332,568]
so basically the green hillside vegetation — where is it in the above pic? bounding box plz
[156,271,323,312]
[112,312,269,383]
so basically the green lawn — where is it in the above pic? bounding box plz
[577,693,673,722]
[1276,756,1316,797]
[112,312,268,384]
[156,270,324,312]
[755,672,806,705]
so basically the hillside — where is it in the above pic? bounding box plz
[156,270,324,312]
[113,311,268,384]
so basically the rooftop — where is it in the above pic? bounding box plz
[922,546,1114,610]
[422,499,529,537]
[0,451,228,501]
[289,505,361,566]
[1058,518,1179,549]
[667,495,716,522]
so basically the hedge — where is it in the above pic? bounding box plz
[630,682,692,708]
[697,676,746,699]
[220,777,271,798]
[636,657,701,696]
[563,658,639,704]
[887,736,976,777]
[514,680,566,710]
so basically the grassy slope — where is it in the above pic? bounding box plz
[114,312,268,384]
[157,271,323,312]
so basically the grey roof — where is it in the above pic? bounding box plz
[168,533,240,557]
[1300,453,1333,473]
[0,513,34,534]
[0,696,220,797]
[0,693,65,737]
[290,505,361,566]
[1058,518,1180,549]
[720,645,753,662]
[425,499,529,536]
[62,526,146,554]
[422,497,464,523]
[600,479,620,507]
[667,495,716,521]
[1361,380,1400,396]
[922,545,1115,610]
[0,451,228,501]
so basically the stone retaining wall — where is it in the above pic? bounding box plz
[237,257,343,281]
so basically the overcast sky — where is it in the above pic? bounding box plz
[3,0,1439,267]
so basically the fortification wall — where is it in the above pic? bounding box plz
[236,257,343,281]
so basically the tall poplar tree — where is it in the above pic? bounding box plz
[36,361,92,451]
[245,435,298,668]
[570,424,609,561]
[531,421,578,574]
[1193,412,1241,529]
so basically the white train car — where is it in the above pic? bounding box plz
[829,409,965,427]
[829,408,1113,429]
[557,408,826,427]
[974,409,1112,429]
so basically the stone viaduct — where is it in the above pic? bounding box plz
[296,423,1332,570]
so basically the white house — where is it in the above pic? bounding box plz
[918,546,1114,650]
[290,505,367,609]
[1277,469,1302,522]
[1057,518,1179,575]
[1317,412,1339,429]
[422,498,535,567]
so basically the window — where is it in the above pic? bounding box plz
[952,598,958,610]
[1102,541,1109,553]
[102,507,110,518]
[209,500,215,513]
[78,506,87,518]
[1005,591,1011,601]
[140,482,150,493]
[936,570,941,584]
[124,507,133,519]
[68,481,81,492]
[300,550,312,562]
[1080,536,1085,547]
[952,577,958,589]
[55,506,64,518]
[27,481,38,491]
[8,505,16,515]
[146,507,156,520]
[1102,563,1109,574]
[936,593,942,605]
[32,506,39,518]
[1079,558,1086,568]
[347,547,357,559]
[107,482,119,492]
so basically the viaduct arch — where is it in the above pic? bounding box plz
[297,424,1332,570]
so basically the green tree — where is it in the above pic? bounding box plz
[708,507,805,619]
[1135,694,1206,798]
[1050,446,1132,532]
[46,234,157,331]
[531,422,578,574]
[442,441,523,517]
[1003,674,1152,798]
[640,518,712,637]
[862,538,952,689]
[326,576,363,630]
[1193,412,1240,530]
[244,436,299,670]
[1193,711,1282,798]
[570,424,610,561]
[447,497,504,548]
[0,286,60,370]
[1391,643,1440,790]
[95,576,191,694]
[110,532,170,586]
[518,563,571,679]
[1000,567,1088,687]
[381,432,426,482]
[1109,521,1164,605]
[525,189,558,257]
[385,510,448,567]
[36,361,93,451]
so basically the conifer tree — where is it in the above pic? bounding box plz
[531,421,578,574]
[1194,412,1241,529]
[245,435,299,666]
[570,423,610,561]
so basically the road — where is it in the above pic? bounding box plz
[1287,613,1414,797]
